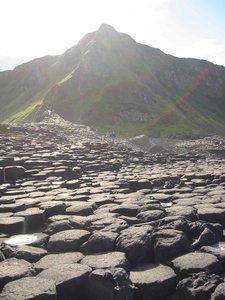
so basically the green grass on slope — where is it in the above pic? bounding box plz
[5,100,43,123]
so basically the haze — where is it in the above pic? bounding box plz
[1,0,225,71]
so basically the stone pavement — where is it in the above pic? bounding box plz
[0,123,225,299]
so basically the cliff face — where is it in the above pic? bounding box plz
[1,24,225,137]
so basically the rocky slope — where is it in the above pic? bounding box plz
[1,24,225,137]
[0,122,225,299]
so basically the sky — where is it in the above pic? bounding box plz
[1,0,225,70]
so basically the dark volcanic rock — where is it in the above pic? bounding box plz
[65,203,94,216]
[200,243,225,267]
[0,258,34,291]
[81,252,130,270]
[39,201,66,218]
[34,252,84,272]
[192,227,216,250]
[110,203,140,217]
[0,277,57,300]
[116,225,154,265]
[38,263,91,300]
[2,244,47,263]
[43,219,73,234]
[136,209,166,222]
[171,252,223,279]
[16,208,46,232]
[80,231,118,254]
[153,229,192,263]
[212,282,225,299]
[189,222,223,242]
[198,208,225,226]
[5,166,26,181]
[0,123,225,299]
[47,229,91,252]
[0,217,24,235]
[166,206,197,221]
[130,263,177,300]
[159,216,190,234]
[86,268,135,300]
[176,272,222,300]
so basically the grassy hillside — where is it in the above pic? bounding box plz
[0,24,225,137]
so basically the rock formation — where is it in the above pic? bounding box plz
[0,120,225,299]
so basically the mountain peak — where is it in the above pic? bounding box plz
[98,24,116,33]
[95,24,119,40]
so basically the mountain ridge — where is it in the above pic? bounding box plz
[1,24,225,137]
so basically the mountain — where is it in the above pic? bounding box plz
[1,24,225,137]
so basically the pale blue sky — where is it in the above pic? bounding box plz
[0,0,225,70]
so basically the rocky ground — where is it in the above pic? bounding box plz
[0,120,225,299]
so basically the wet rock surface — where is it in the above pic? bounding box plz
[0,122,225,299]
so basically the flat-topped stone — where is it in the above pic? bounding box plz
[0,258,34,291]
[171,252,223,278]
[38,263,91,300]
[166,206,197,220]
[2,244,47,263]
[34,252,84,272]
[0,201,25,213]
[110,203,140,217]
[16,208,46,232]
[198,207,225,226]
[130,263,177,300]
[0,217,24,235]
[81,251,130,270]
[65,203,94,216]
[47,229,91,252]
[0,276,57,300]
[136,210,166,222]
